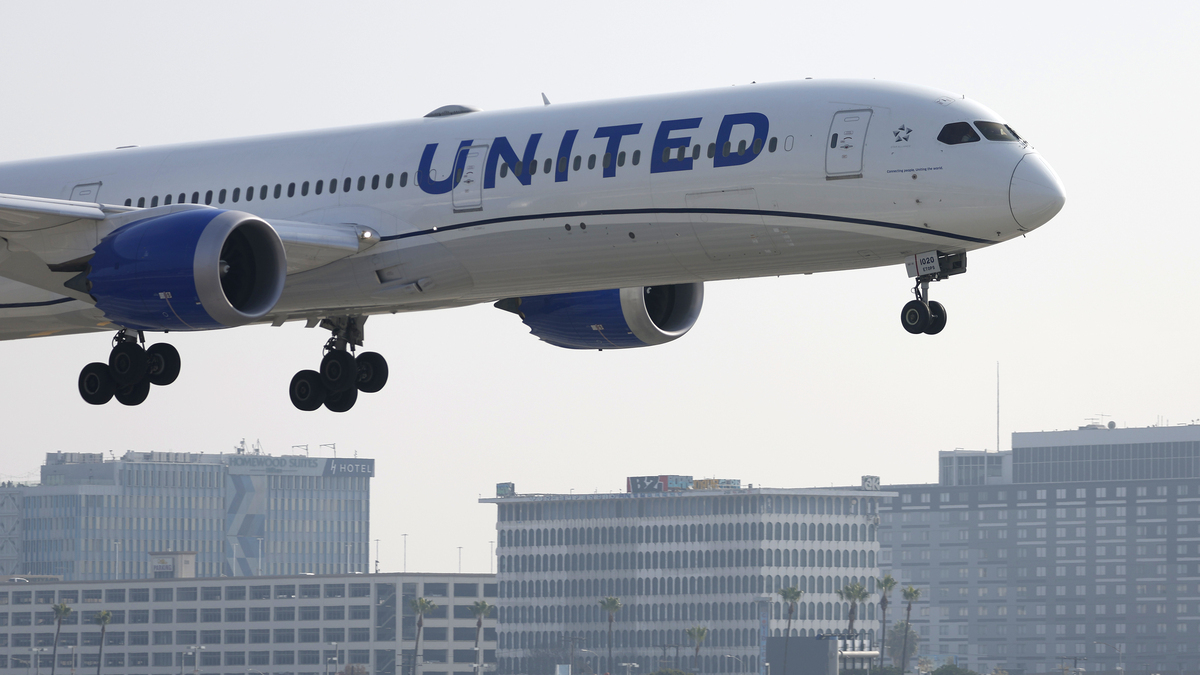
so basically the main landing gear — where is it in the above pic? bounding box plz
[78,330,181,406]
[899,250,966,335]
[289,316,389,413]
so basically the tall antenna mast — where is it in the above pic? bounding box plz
[996,362,1001,453]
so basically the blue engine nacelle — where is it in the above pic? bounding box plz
[83,209,287,331]
[494,283,704,349]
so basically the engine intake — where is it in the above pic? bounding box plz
[85,209,286,331]
[496,283,703,349]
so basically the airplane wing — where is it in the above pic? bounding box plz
[0,193,379,303]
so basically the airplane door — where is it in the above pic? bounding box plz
[70,182,102,202]
[825,110,872,178]
[452,145,487,212]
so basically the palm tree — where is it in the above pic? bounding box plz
[834,582,871,637]
[409,598,436,675]
[94,610,112,675]
[598,597,622,674]
[470,601,494,670]
[777,586,803,675]
[899,586,921,673]
[50,602,72,675]
[685,626,708,672]
[876,574,897,668]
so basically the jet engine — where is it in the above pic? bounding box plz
[495,283,703,349]
[82,209,286,331]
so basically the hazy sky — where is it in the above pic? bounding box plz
[0,1,1196,575]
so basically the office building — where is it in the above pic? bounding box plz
[12,449,374,580]
[880,423,1200,674]
[482,475,891,675]
[0,571,497,675]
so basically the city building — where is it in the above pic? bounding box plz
[482,475,891,675]
[0,571,497,675]
[9,449,374,580]
[880,423,1200,674]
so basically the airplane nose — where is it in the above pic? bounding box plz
[1009,153,1066,230]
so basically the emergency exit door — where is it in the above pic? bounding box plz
[452,145,487,212]
[825,110,872,178]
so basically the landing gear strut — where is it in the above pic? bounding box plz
[289,316,389,413]
[899,250,965,335]
[78,330,181,406]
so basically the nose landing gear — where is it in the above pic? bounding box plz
[288,316,389,413]
[899,250,965,335]
[78,331,182,406]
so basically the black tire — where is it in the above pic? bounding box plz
[114,379,151,406]
[924,301,948,335]
[78,362,116,405]
[109,342,148,387]
[289,370,327,411]
[355,352,389,393]
[324,385,359,413]
[146,343,181,386]
[320,350,358,393]
[900,300,930,334]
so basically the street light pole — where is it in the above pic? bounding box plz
[1094,642,1124,672]
[67,645,75,675]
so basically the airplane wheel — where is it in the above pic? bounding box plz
[146,343,181,386]
[900,300,930,334]
[324,385,359,413]
[115,379,151,406]
[320,350,358,393]
[355,352,389,393]
[109,342,148,386]
[78,362,116,405]
[924,301,948,335]
[289,370,327,411]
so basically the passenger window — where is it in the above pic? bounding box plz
[400,172,408,187]
[661,148,671,163]
[573,156,582,171]
[217,189,225,204]
[232,188,240,203]
[722,142,731,157]
[692,144,701,160]
[316,180,324,195]
[676,146,686,161]
[344,177,352,193]
[273,184,282,199]
[617,151,626,167]
[329,179,338,194]
[632,150,641,166]
[602,153,611,169]
[937,122,980,145]
[975,121,1019,142]
[150,196,158,207]
[371,175,379,190]
[245,186,253,201]
[204,191,213,205]
[287,183,295,198]
[124,198,132,206]
[588,154,596,170]
[164,194,173,206]
[385,173,394,189]
[179,193,186,204]
[301,181,309,197]
[500,164,508,178]
[529,160,538,175]
[192,192,200,204]
[769,137,778,153]
[514,161,523,177]
[738,140,747,155]
[357,176,365,191]
[543,158,552,174]
[753,138,763,154]
[708,143,716,159]
[259,186,267,200]
[137,197,145,208]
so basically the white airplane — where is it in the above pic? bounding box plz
[0,79,1064,412]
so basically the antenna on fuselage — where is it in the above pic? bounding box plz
[541,93,551,106]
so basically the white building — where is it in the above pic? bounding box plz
[481,476,891,675]
[0,571,497,675]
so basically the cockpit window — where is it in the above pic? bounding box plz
[937,122,980,145]
[975,121,1021,142]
